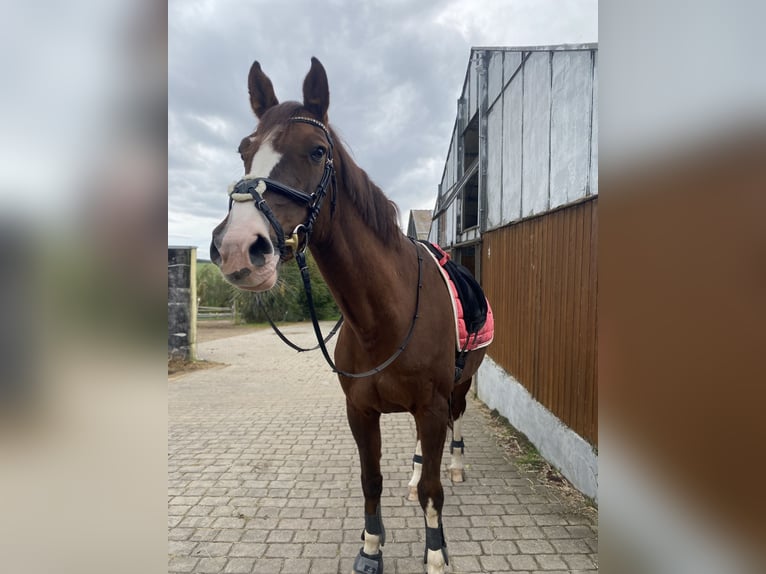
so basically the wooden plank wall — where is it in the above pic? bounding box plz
[481,197,598,445]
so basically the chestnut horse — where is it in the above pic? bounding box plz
[211,57,487,574]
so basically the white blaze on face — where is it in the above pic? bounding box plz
[245,135,282,178]
[227,134,283,238]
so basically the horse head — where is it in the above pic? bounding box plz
[210,57,333,291]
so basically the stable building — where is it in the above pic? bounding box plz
[430,45,598,498]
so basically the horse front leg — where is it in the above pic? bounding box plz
[346,400,385,574]
[416,400,450,574]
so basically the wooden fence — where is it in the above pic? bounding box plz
[198,305,235,320]
[481,197,598,445]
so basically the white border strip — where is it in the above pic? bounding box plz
[476,355,598,500]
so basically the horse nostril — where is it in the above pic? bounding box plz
[248,235,273,266]
[210,240,222,265]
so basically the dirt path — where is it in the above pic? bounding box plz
[195,320,269,343]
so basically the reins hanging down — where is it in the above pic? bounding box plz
[295,241,424,379]
[257,298,344,353]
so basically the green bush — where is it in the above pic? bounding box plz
[196,262,236,308]
[197,252,339,323]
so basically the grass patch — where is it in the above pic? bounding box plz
[480,404,598,515]
[487,408,546,471]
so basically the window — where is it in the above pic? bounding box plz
[462,173,479,230]
[460,113,480,232]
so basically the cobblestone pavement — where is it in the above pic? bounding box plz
[169,323,598,573]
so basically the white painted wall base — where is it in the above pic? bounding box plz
[476,356,598,500]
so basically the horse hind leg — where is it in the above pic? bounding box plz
[346,401,386,574]
[448,378,471,483]
[407,438,422,502]
[449,416,466,483]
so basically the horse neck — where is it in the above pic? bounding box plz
[309,183,413,341]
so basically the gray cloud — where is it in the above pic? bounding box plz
[169,0,597,255]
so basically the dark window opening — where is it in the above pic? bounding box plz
[463,113,479,173]
[462,172,479,230]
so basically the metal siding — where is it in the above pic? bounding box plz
[428,217,438,243]
[488,50,504,105]
[522,53,551,217]
[481,197,598,445]
[446,139,456,191]
[503,51,522,85]
[550,51,593,207]
[469,61,479,118]
[502,73,523,225]
[590,51,598,196]
[486,102,503,229]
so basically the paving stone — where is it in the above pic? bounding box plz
[281,557,311,573]
[195,557,226,573]
[516,538,555,554]
[480,554,511,571]
[507,554,537,570]
[169,323,598,574]
[221,557,254,573]
[168,555,198,573]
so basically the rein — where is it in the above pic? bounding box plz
[226,115,423,378]
[296,241,423,379]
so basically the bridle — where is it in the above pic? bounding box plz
[228,115,337,260]
[224,114,423,379]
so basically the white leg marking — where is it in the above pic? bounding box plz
[449,416,464,483]
[425,498,439,528]
[407,440,422,501]
[362,531,381,556]
[426,550,446,574]
[424,499,445,574]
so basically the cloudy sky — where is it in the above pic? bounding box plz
[168,0,597,258]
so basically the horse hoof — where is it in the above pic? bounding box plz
[407,486,419,502]
[449,468,464,483]
[353,547,383,574]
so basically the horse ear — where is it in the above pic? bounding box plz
[248,61,279,119]
[302,57,329,122]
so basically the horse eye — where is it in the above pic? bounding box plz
[310,146,326,162]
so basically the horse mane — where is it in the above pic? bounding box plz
[260,102,401,246]
[328,126,401,246]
